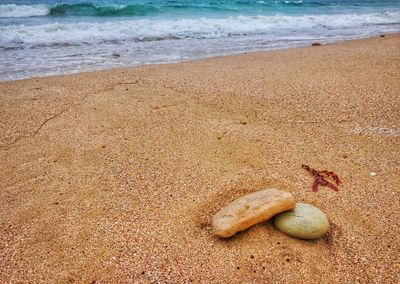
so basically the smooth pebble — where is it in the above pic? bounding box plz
[273,203,329,240]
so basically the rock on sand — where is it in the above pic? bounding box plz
[212,189,295,238]
[273,203,329,240]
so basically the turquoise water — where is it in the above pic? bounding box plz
[1,0,400,80]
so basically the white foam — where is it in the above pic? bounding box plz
[284,1,303,4]
[0,4,49,18]
[1,12,399,47]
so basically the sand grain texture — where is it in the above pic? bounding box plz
[1,35,399,283]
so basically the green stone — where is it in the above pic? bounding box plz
[273,203,329,240]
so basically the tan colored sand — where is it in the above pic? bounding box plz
[1,34,399,283]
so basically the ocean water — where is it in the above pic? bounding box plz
[1,0,399,81]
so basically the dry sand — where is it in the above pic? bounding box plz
[1,34,399,283]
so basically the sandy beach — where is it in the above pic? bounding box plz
[1,34,399,283]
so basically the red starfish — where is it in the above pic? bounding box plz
[302,164,341,192]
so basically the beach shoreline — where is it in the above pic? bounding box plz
[1,34,399,283]
[0,33,397,83]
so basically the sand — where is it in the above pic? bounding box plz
[1,34,399,283]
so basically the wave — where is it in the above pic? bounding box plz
[0,4,49,18]
[0,3,158,18]
[281,1,326,6]
[0,1,378,19]
[1,11,399,48]
[238,1,328,7]
[49,3,158,17]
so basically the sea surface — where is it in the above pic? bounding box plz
[1,0,400,81]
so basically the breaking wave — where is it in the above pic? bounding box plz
[0,3,160,18]
[48,3,158,17]
[0,4,49,18]
[0,1,364,18]
[1,11,399,48]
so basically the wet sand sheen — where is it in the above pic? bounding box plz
[0,34,399,283]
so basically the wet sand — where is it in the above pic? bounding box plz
[1,34,399,283]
